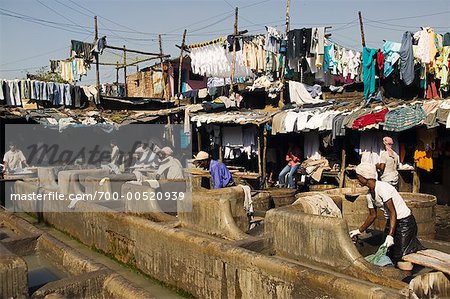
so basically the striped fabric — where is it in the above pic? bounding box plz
[383,104,426,132]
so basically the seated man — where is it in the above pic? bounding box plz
[132,142,159,168]
[155,147,184,180]
[2,142,29,174]
[193,151,234,189]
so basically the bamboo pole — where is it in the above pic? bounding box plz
[279,0,291,107]
[123,45,127,97]
[94,16,100,104]
[229,7,238,95]
[178,29,187,105]
[339,148,346,190]
[105,45,163,56]
[262,126,268,188]
[358,11,366,47]
[159,35,166,100]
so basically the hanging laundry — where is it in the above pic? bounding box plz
[352,108,389,129]
[304,131,321,160]
[288,81,324,105]
[382,41,401,77]
[227,35,241,52]
[376,51,385,74]
[414,27,437,64]
[383,104,427,132]
[71,40,94,62]
[362,47,377,99]
[399,31,415,86]
[189,39,251,78]
[414,150,433,172]
[92,36,107,55]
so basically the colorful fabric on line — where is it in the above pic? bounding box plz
[352,108,389,129]
[363,47,377,99]
[383,104,426,132]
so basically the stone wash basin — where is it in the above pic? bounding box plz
[0,212,154,299]
[8,172,450,299]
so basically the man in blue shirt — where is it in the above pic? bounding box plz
[193,151,234,189]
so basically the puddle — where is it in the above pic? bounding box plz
[22,254,68,294]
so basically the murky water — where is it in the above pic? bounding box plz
[22,254,68,294]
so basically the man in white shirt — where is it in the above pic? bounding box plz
[349,163,424,265]
[155,147,184,180]
[101,140,121,174]
[376,137,399,188]
[2,142,29,174]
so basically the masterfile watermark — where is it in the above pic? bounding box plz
[2,124,193,213]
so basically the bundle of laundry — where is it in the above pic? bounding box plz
[299,158,330,182]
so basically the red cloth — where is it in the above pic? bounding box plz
[376,51,385,72]
[286,146,301,166]
[352,108,389,129]
[426,78,439,99]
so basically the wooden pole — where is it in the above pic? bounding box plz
[115,61,119,84]
[219,126,224,162]
[177,29,187,105]
[358,11,366,48]
[339,148,346,190]
[94,16,100,103]
[229,7,238,96]
[105,45,164,56]
[159,34,166,100]
[197,129,202,153]
[262,126,268,188]
[279,0,291,107]
[123,45,127,97]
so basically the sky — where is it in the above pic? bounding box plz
[0,0,449,85]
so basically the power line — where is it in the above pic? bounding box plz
[364,18,450,30]
[33,0,91,34]
[0,11,92,35]
[368,11,450,22]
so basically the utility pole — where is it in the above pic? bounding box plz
[358,11,366,47]
[115,61,119,85]
[123,45,127,97]
[159,34,166,100]
[279,0,291,107]
[94,16,100,104]
[229,7,238,96]
[177,29,187,105]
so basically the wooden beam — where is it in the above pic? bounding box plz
[115,56,170,69]
[105,45,165,56]
[94,16,100,103]
[279,0,291,108]
[262,126,268,188]
[229,7,238,95]
[159,34,166,100]
[339,148,346,189]
[178,29,187,105]
[358,11,366,47]
[123,45,127,97]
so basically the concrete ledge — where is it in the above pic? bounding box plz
[37,203,407,298]
[0,243,28,299]
[265,206,406,290]
[178,186,250,240]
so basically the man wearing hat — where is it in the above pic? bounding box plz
[2,142,29,174]
[156,147,184,180]
[193,151,235,189]
[349,162,424,266]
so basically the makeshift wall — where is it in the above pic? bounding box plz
[126,68,169,99]
[168,59,207,96]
